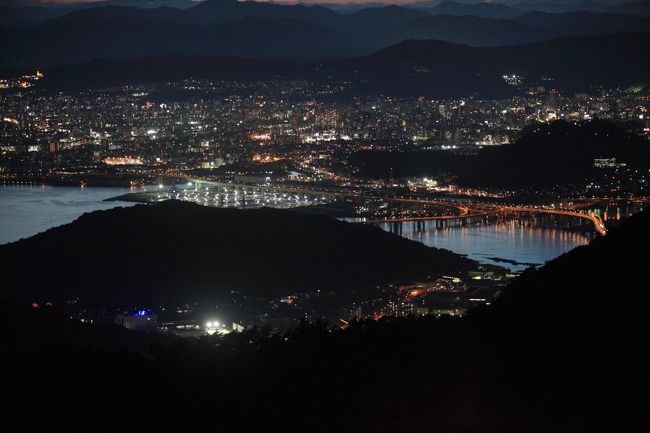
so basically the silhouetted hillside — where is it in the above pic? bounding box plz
[336,33,650,94]
[38,54,307,91]
[35,33,650,97]
[514,0,650,16]
[2,300,166,354]
[494,193,650,330]
[0,5,68,29]
[464,119,650,187]
[5,201,649,432]
[0,200,475,307]
[182,0,341,26]
[514,10,650,34]
[2,0,649,67]
[426,1,524,19]
[381,13,545,46]
[351,120,650,186]
[344,4,430,29]
[0,1,196,30]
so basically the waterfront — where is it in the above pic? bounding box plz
[0,185,140,244]
[1,185,589,269]
[379,220,589,271]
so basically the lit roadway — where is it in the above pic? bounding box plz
[158,172,611,235]
[498,205,607,236]
[354,202,607,236]
[171,173,472,217]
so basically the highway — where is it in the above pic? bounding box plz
[498,206,607,236]
[142,171,643,236]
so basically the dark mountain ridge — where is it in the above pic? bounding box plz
[34,33,650,98]
[426,1,525,19]
[350,120,650,187]
[2,1,649,67]
[0,200,476,307]
[4,188,650,432]
[512,0,650,16]
[464,119,650,187]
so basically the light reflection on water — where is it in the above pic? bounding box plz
[0,186,637,272]
[376,219,589,271]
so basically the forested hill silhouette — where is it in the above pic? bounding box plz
[426,1,524,19]
[351,120,650,187]
[2,0,650,65]
[0,200,475,307]
[33,33,650,97]
[490,193,650,334]
[463,119,650,187]
[4,205,649,432]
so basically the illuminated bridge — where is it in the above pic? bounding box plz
[121,172,612,236]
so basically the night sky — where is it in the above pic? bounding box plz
[3,0,642,6]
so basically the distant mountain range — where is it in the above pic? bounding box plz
[35,33,650,98]
[0,0,197,29]
[3,0,650,18]
[411,1,650,17]
[1,0,650,68]
[510,0,650,16]
[422,1,525,19]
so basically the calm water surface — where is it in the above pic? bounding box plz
[377,220,589,271]
[0,185,138,245]
[1,186,589,270]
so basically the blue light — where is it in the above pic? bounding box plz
[133,309,151,317]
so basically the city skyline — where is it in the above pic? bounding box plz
[2,0,649,430]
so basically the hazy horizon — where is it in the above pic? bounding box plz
[2,0,645,7]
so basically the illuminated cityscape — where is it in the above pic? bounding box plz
[1,0,649,431]
[3,69,648,344]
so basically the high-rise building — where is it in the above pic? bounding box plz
[547,89,560,111]
[387,300,416,317]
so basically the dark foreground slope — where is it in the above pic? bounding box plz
[0,200,474,306]
[3,209,650,431]
[491,197,650,340]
